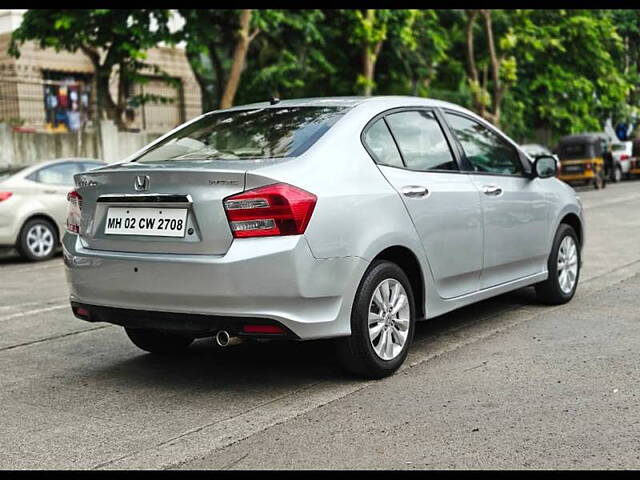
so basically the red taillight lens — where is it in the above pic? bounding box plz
[223,183,317,238]
[620,154,630,160]
[585,163,592,170]
[66,189,82,234]
[0,192,12,201]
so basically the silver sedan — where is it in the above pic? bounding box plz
[63,96,584,378]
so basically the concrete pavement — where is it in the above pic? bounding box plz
[1,181,639,469]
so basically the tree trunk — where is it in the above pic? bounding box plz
[220,9,257,109]
[361,9,383,97]
[464,10,486,119]
[481,10,502,126]
[185,47,217,113]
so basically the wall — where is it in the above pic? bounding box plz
[0,121,162,167]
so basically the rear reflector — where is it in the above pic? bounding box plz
[223,183,316,238]
[0,192,12,201]
[242,324,286,334]
[74,306,90,319]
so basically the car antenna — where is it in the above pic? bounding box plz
[270,96,280,105]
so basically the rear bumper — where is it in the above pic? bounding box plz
[62,233,368,340]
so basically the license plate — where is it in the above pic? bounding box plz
[564,165,583,172]
[104,207,188,237]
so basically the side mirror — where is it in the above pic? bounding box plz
[533,155,557,179]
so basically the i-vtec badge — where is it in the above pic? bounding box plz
[134,175,150,191]
[77,177,98,187]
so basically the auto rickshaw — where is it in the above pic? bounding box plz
[629,138,640,178]
[557,133,609,189]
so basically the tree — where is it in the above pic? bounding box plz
[346,9,419,96]
[179,9,325,111]
[463,9,517,126]
[9,9,173,129]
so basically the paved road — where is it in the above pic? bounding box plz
[1,181,639,470]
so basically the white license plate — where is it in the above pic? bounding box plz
[104,207,188,237]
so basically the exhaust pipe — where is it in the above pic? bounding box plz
[216,330,230,347]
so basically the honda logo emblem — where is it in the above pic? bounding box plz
[134,175,150,191]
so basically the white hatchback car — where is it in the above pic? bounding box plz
[0,158,105,261]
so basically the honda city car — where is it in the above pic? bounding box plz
[63,97,584,378]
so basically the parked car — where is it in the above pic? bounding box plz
[610,141,633,182]
[557,133,609,189]
[0,158,106,261]
[63,97,584,378]
[520,143,560,174]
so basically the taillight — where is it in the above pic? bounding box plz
[585,163,592,170]
[66,189,82,234]
[620,154,630,160]
[223,183,317,238]
[0,192,12,202]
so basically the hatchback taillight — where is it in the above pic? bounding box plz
[620,154,630,161]
[66,189,82,234]
[0,192,12,202]
[223,183,317,238]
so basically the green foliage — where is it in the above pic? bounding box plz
[9,8,640,141]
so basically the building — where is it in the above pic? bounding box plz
[0,10,201,133]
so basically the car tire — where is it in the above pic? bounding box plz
[336,260,416,379]
[535,224,580,305]
[16,218,58,262]
[125,327,194,354]
[613,166,622,183]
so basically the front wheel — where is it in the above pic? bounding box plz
[336,260,416,379]
[535,224,580,305]
[125,328,194,354]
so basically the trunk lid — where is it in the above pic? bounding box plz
[75,161,249,255]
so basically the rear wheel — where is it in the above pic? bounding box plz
[613,166,623,183]
[535,224,580,305]
[336,260,416,379]
[125,328,194,354]
[16,218,57,261]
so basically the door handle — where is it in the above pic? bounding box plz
[43,190,57,194]
[401,185,430,198]
[481,185,503,196]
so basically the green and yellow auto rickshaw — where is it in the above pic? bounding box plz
[557,133,609,189]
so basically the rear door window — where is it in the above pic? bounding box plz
[30,162,84,186]
[385,111,458,171]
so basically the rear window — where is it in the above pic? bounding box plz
[611,143,627,152]
[0,166,27,181]
[559,143,587,159]
[134,107,348,163]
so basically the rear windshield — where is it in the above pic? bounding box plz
[559,143,588,159]
[0,166,27,181]
[134,106,348,163]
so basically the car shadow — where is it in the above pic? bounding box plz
[83,286,541,391]
[0,249,62,265]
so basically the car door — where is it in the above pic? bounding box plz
[442,110,550,289]
[362,109,484,299]
[28,162,85,231]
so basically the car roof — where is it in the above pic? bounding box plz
[217,95,471,114]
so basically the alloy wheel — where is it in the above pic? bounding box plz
[368,278,410,361]
[557,235,578,294]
